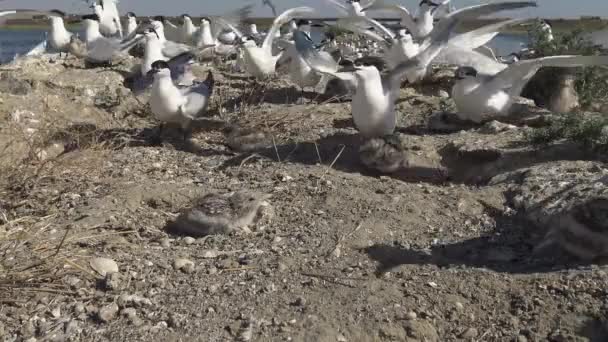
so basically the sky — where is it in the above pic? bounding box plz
[0,0,605,19]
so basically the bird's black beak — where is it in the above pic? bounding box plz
[147,69,160,77]
[339,64,359,72]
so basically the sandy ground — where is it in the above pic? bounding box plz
[0,54,607,342]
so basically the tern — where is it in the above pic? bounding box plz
[124,12,138,38]
[90,0,122,38]
[540,20,554,42]
[148,60,215,142]
[73,14,143,63]
[140,26,214,77]
[180,14,199,45]
[295,17,457,138]
[451,55,608,123]
[193,5,253,58]
[217,7,317,80]
[282,19,325,102]
[377,0,536,40]
[154,16,182,43]
[47,12,73,58]
[324,0,379,17]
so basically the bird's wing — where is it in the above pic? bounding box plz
[209,4,253,40]
[162,40,193,58]
[448,18,530,50]
[487,55,608,92]
[87,37,121,62]
[387,16,458,88]
[293,31,356,84]
[434,46,507,75]
[214,17,245,40]
[432,1,537,47]
[129,52,197,95]
[445,1,537,21]
[339,16,395,42]
[322,0,349,14]
[180,82,212,119]
[370,4,416,33]
[262,0,278,17]
[432,0,452,18]
[262,7,316,50]
[0,9,63,25]
[361,0,385,12]
[163,20,182,42]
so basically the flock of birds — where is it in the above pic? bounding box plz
[0,1,606,143]
[0,1,607,259]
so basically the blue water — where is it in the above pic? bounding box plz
[0,27,528,64]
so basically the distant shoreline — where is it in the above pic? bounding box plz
[2,17,607,34]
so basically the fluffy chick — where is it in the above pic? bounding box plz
[359,134,411,173]
[170,190,271,236]
[224,125,271,152]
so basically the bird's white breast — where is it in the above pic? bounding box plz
[352,75,395,138]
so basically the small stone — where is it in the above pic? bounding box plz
[98,303,119,323]
[277,262,288,272]
[50,306,61,318]
[202,250,220,258]
[427,282,438,288]
[121,308,143,326]
[89,257,118,277]
[183,237,196,245]
[517,335,528,342]
[173,258,195,273]
[74,302,85,314]
[405,311,417,320]
[437,90,450,98]
[160,238,171,248]
[459,327,478,339]
[455,302,464,311]
[337,333,347,342]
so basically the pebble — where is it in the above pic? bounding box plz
[517,335,528,342]
[121,308,143,326]
[74,302,85,314]
[160,238,171,248]
[437,90,450,98]
[117,294,152,308]
[459,327,478,339]
[89,257,119,277]
[50,307,61,318]
[98,303,119,323]
[183,237,196,245]
[173,258,195,273]
[455,302,464,311]
[405,311,417,320]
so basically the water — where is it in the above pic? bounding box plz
[0,27,528,64]
[0,29,48,63]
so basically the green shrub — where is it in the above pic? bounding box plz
[525,112,608,152]
[526,20,608,108]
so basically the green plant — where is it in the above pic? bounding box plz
[526,20,608,108]
[525,112,608,152]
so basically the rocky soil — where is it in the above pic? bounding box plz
[0,54,607,342]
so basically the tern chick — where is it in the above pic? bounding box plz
[224,125,271,152]
[169,190,272,236]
